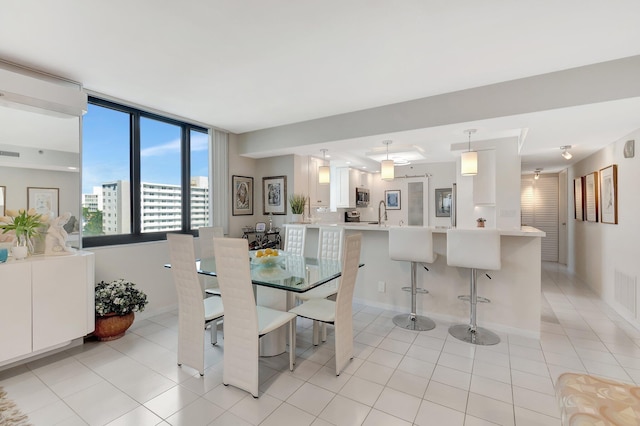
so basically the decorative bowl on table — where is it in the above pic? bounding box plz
[249,248,286,267]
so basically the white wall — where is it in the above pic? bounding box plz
[0,167,80,218]
[87,241,177,319]
[228,134,258,238]
[568,128,640,327]
[228,137,300,238]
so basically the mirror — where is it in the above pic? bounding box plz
[0,105,81,248]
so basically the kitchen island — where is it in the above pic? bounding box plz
[289,224,545,338]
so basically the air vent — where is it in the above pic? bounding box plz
[615,269,637,317]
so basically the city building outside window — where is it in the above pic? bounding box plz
[82,97,209,247]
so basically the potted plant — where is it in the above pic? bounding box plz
[288,193,307,223]
[94,279,148,341]
[476,217,487,228]
[0,208,47,259]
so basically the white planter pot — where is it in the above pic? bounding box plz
[11,245,28,260]
[290,214,303,223]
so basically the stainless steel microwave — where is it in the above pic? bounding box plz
[355,187,370,207]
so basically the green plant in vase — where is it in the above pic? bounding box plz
[0,208,47,258]
[288,193,307,223]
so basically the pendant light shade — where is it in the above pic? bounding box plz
[461,129,478,176]
[461,151,478,176]
[381,140,394,181]
[318,149,330,184]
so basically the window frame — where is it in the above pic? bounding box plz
[82,96,209,248]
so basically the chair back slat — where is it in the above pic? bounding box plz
[317,227,344,261]
[284,225,306,256]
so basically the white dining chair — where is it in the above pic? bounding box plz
[167,233,224,376]
[199,226,224,296]
[283,224,306,256]
[297,227,344,342]
[289,233,362,376]
[213,237,297,397]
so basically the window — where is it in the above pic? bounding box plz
[82,97,209,247]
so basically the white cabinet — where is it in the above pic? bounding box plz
[473,150,496,205]
[0,252,95,366]
[308,156,330,207]
[332,167,355,208]
[0,262,32,362]
[330,167,372,209]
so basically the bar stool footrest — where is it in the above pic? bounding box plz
[402,286,429,294]
[393,314,435,331]
[448,324,500,345]
[457,295,490,303]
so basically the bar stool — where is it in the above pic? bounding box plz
[446,228,501,345]
[389,226,437,331]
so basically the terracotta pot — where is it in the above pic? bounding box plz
[94,312,134,341]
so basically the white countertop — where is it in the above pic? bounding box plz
[285,223,545,237]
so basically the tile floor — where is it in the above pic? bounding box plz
[3,262,640,425]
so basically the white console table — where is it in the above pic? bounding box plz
[0,251,95,367]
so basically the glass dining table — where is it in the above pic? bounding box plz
[196,253,361,294]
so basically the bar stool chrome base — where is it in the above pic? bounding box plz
[393,313,435,331]
[392,261,436,332]
[448,324,500,345]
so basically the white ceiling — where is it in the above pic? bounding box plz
[2,1,640,173]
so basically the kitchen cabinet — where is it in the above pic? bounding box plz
[308,156,330,207]
[330,167,372,209]
[0,252,95,366]
[473,150,496,205]
[331,167,355,209]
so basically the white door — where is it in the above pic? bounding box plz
[521,174,559,262]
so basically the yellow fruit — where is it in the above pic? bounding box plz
[264,248,273,255]
[256,250,264,257]
[272,250,279,256]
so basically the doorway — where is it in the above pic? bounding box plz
[521,174,559,262]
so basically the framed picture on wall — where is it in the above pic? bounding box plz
[385,190,401,210]
[232,175,253,216]
[0,186,5,216]
[28,187,59,218]
[574,177,584,221]
[263,175,287,215]
[585,172,598,222]
[435,188,452,217]
[599,164,618,224]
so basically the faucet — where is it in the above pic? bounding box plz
[378,200,387,226]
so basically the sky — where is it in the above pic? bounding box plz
[82,103,209,194]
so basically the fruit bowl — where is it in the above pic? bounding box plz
[249,249,286,267]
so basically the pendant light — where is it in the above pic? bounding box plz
[534,168,542,180]
[318,149,330,184]
[461,129,478,176]
[381,140,395,181]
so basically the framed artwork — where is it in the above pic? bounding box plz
[255,222,266,232]
[574,177,584,221]
[28,187,59,217]
[585,172,598,222]
[599,164,618,224]
[263,175,287,215]
[435,188,452,217]
[232,175,253,216]
[0,186,5,216]
[385,190,401,210]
